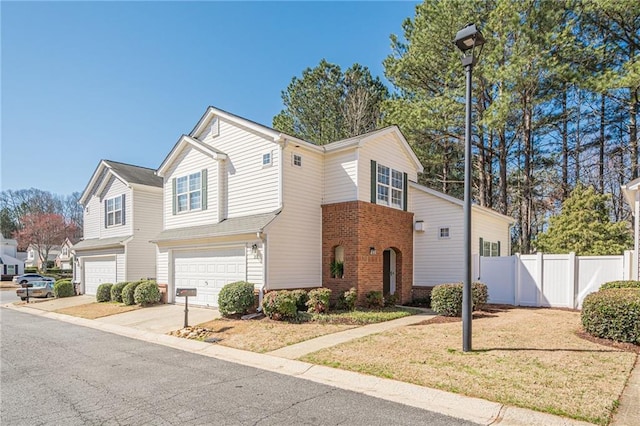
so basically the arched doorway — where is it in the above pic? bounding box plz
[383,248,397,296]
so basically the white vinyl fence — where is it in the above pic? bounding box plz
[477,251,634,309]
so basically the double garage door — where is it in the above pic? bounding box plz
[84,257,116,295]
[173,247,246,307]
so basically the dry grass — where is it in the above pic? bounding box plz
[193,317,356,353]
[55,302,140,319]
[301,306,638,425]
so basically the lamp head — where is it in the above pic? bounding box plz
[454,23,485,52]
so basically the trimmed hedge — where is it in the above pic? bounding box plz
[96,283,113,302]
[134,281,161,305]
[54,279,74,298]
[263,290,298,320]
[122,281,144,306]
[365,291,384,309]
[581,288,640,344]
[431,282,489,317]
[600,280,640,290]
[110,282,129,303]
[307,288,332,314]
[218,281,255,316]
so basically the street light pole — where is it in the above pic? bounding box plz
[454,23,485,353]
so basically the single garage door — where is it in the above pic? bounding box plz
[173,247,246,307]
[84,257,116,295]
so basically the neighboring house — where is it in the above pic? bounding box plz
[25,243,60,269]
[73,160,163,295]
[0,233,24,278]
[153,106,513,307]
[622,177,640,279]
[55,237,75,270]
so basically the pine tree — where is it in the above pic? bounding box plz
[535,185,632,255]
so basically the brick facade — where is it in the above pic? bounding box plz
[322,201,414,305]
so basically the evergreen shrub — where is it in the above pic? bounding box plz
[218,281,255,316]
[96,283,113,302]
[134,281,161,305]
[54,279,74,298]
[431,282,489,317]
[110,282,129,303]
[306,288,332,313]
[262,290,298,320]
[122,281,143,306]
[581,288,640,344]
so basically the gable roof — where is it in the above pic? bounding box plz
[80,160,163,204]
[156,135,228,177]
[324,126,424,173]
[410,182,514,224]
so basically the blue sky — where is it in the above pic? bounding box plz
[1,1,419,196]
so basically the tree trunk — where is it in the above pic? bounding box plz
[599,93,605,192]
[562,87,569,200]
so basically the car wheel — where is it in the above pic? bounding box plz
[20,297,26,301]
[20,280,27,285]
[46,292,53,298]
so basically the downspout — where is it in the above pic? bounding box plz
[257,231,267,311]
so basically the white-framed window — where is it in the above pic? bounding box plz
[106,195,123,227]
[377,164,404,209]
[176,172,202,213]
[262,152,272,167]
[439,227,450,239]
[292,153,302,167]
[481,239,500,257]
[62,247,69,256]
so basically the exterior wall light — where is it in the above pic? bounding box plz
[369,246,377,255]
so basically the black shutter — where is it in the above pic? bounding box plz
[121,194,126,225]
[172,178,177,215]
[479,237,484,257]
[201,169,208,210]
[403,172,408,211]
[371,160,377,204]
[104,200,108,228]
[497,241,501,256]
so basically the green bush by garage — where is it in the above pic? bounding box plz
[54,279,74,298]
[96,283,114,302]
[134,281,161,306]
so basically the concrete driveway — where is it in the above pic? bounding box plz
[94,303,220,333]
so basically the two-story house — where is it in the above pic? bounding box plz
[1,232,23,278]
[153,106,513,307]
[55,237,75,270]
[73,160,163,295]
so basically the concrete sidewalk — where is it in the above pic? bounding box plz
[4,300,636,426]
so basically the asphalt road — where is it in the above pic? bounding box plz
[0,287,20,304]
[1,308,477,425]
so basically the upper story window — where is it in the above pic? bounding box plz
[262,152,273,167]
[176,172,201,213]
[106,195,124,227]
[62,247,69,256]
[377,164,405,209]
[293,153,302,167]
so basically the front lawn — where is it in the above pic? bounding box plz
[301,306,637,425]
[55,302,140,319]
[173,307,419,353]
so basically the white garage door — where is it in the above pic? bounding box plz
[84,257,116,295]
[174,247,246,307]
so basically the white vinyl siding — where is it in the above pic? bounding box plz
[357,133,419,203]
[164,147,218,230]
[411,186,511,286]
[323,150,358,204]
[267,146,323,289]
[246,242,264,286]
[411,187,465,285]
[156,246,169,284]
[201,118,280,218]
[83,195,101,239]
[100,178,132,238]
[126,188,163,281]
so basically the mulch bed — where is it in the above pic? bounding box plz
[575,330,640,354]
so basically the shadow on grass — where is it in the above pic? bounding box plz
[472,347,625,354]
